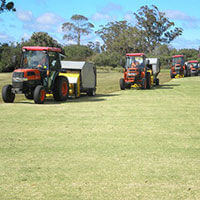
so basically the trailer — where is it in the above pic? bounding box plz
[60,61,96,97]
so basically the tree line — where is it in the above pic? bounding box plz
[0,1,199,72]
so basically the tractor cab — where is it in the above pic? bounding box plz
[170,55,185,78]
[125,53,145,69]
[172,55,184,66]
[124,53,146,79]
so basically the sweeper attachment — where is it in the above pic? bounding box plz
[60,61,96,97]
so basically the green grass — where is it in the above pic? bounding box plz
[0,70,200,199]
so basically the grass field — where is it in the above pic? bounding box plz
[0,70,200,199]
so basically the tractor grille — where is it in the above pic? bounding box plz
[12,81,23,89]
[175,66,180,73]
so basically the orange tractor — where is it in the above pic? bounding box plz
[187,60,199,76]
[2,46,69,104]
[119,53,159,90]
[170,55,189,78]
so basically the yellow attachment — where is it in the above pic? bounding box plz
[175,74,184,78]
[46,94,53,98]
[131,83,141,88]
[151,75,154,85]
[59,72,80,98]
[147,69,152,75]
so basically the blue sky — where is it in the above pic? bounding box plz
[0,0,200,49]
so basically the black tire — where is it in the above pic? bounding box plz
[141,78,147,89]
[2,84,15,103]
[155,78,159,86]
[170,70,174,79]
[146,73,151,89]
[184,70,187,77]
[25,91,34,100]
[120,78,125,90]
[33,85,46,104]
[87,88,96,96]
[53,76,69,101]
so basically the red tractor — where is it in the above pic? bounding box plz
[2,46,69,104]
[187,60,199,76]
[119,53,155,90]
[170,55,188,78]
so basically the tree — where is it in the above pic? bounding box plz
[62,14,94,45]
[176,49,199,61]
[63,45,93,61]
[96,20,145,55]
[0,42,21,72]
[87,41,101,53]
[0,0,16,13]
[134,5,183,53]
[22,32,61,48]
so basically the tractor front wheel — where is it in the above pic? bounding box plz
[25,91,34,100]
[141,78,147,89]
[2,84,15,103]
[120,78,125,90]
[170,70,174,78]
[34,85,46,104]
[53,76,69,101]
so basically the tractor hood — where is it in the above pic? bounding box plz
[13,68,41,81]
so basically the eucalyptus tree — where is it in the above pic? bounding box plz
[134,5,183,53]
[62,14,94,45]
[96,20,145,55]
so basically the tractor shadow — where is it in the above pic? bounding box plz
[67,93,120,103]
[152,83,180,90]
[14,93,120,104]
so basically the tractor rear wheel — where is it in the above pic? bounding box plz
[184,70,187,77]
[170,70,174,78]
[2,84,15,103]
[34,85,46,104]
[155,78,159,86]
[53,76,69,101]
[120,78,125,90]
[146,73,151,89]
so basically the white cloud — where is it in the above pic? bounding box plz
[0,32,15,42]
[18,11,65,33]
[16,10,33,22]
[165,10,194,21]
[165,10,200,29]
[91,12,112,21]
[36,13,63,25]
[100,2,123,14]
[171,37,200,49]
